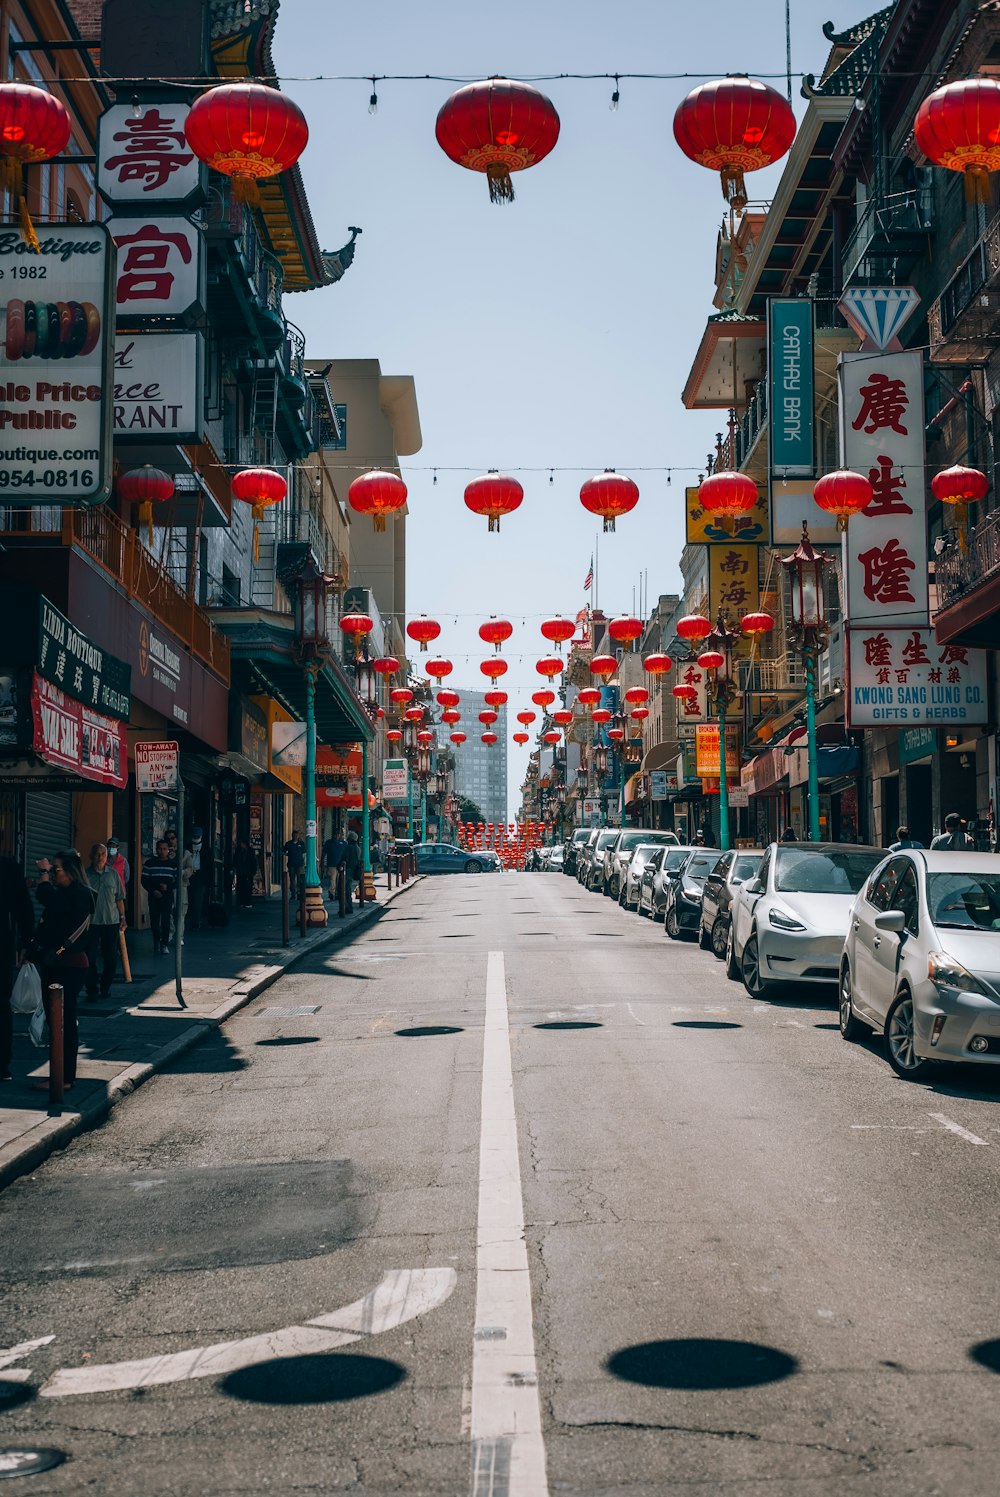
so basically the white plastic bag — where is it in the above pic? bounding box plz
[28,994,48,1049]
[10,962,41,1015]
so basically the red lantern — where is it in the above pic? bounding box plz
[624,686,649,705]
[425,657,453,681]
[675,615,712,642]
[672,683,697,700]
[513,731,530,745]
[185,82,308,205]
[607,727,625,742]
[536,656,563,680]
[608,616,643,649]
[437,688,460,708]
[232,467,287,562]
[698,470,758,526]
[451,731,467,745]
[673,76,796,209]
[813,469,874,532]
[465,472,524,532]
[484,689,508,707]
[592,707,612,725]
[339,612,374,648]
[348,469,408,532]
[552,708,573,726]
[435,77,560,204]
[643,652,673,676]
[698,649,725,671]
[407,616,441,652]
[590,654,618,680]
[479,618,513,652]
[741,612,774,638]
[516,710,536,726]
[386,728,403,743]
[481,731,498,746]
[404,706,425,722]
[372,656,399,678]
[932,464,990,550]
[540,616,575,645]
[479,709,498,725]
[390,687,413,706]
[577,687,601,707]
[542,729,561,745]
[442,708,461,725]
[417,730,435,745]
[631,707,650,721]
[915,79,1000,201]
[0,83,71,250]
[119,465,174,544]
[480,658,508,681]
[532,689,555,708]
[579,470,639,533]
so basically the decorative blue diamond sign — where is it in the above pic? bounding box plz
[838,286,921,350]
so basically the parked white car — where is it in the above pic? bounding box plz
[728,842,885,998]
[840,850,1000,1079]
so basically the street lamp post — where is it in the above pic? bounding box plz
[289,554,333,930]
[353,649,378,902]
[779,522,831,844]
[698,615,741,853]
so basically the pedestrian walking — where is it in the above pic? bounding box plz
[234,839,257,908]
[284,830,306,903]
[693,829,706,847]
[84,843,125,1000]
[141,839,178,954]
[343,830,362,914]
[0,856,34,1082]
[321,827,347,902]
[106,838,129,892]
[930,812,974,851]
[888,824,923,851]
[186,827,209,930]
[31,851,95,1091]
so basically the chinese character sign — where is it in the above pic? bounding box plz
[840,349,928,629]
[847,628,987,727]
[686,487,769,545]
[709,544,760,619]
[695,723,740,778]
[98,105,201,204]
[109,217,203,317]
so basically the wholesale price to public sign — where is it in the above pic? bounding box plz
[847,628,988,727]
[31,673,127,788]
[768,298,815,477]
[0,224,115,505]
[840,349,928,630]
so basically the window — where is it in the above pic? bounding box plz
[776,847,882,895]
[891,865,919,937]
[866,856,902,911]
[220,565,240,608]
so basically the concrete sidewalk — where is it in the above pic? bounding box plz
[0,873,421,1191]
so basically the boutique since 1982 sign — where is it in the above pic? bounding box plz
[0,224,115,505]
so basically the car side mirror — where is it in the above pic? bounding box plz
[875,909,906,933]
[745,879,762,895]
[731,878,742,887]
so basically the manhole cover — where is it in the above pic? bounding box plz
[0,1450,67,1479]
[256,1005,321,1017]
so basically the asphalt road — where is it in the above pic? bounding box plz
[3,870,1000,1495]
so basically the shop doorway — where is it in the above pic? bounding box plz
[881,775,899,848]
[905,763,933,846]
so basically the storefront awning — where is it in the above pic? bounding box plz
[641,741,676,772]
[221,612,374,745]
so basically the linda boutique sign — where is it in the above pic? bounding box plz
[0,225,115,505]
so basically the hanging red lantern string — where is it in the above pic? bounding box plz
[480,658,509,681]
[589,654,618,680]
[516,710,536,726]
[741,612,774,639]
[348,469,408,532]
[536,656,564,680]
[441,708,461,725]
[484,689,508,707]
[436,688,460,708]
[390,686,413,706]
[0,83,71,251]
[417,730,435,746]
[673,76,796,210]
[339,612,374,649]
[513,731,530,746]
[552,708,573,727]
[532,689,556,708]
[232,466,287,563]
[479,709,498,725]
[372,655,399,680]
[697,647,725,671]
[675,615,712,645]
[386,728,403,744]
[631,707,650,721]
[407,616,441,653]
[481,731,498,745]
[464,472,524,531]
[643,652,673,676]
[608,616,643,651]
[425,657,453,681]
[813,469,874,532]
[540,616,575,645]
[592,707,612,725]
[624,686,649,705]
[479,617,513,652]
[184,82,308,206]
[914,79,1000,202]
[698,471,758,532]
[607,726,626,743]
[404,706,425,722]
[542,729,561,744]
[579,470,639,533]
[576,687,601,707]
[118,465,174,545]
[451,731,467,745]
[931,464,989,550]
[672,683,698,700]
[435,77,560,204]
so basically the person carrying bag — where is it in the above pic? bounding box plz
[31,850,95,1090]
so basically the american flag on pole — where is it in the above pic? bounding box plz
[583,556,594,592]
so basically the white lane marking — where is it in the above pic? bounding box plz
[626,1003,646,1026]
[929,1113,990,1147]
[0,1336,54,1371]
[40,1268,456,1397]
[472,952,548,1497]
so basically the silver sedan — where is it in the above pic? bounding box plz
[840,850,1000,1079]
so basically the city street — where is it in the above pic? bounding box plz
[3,871,1000,1495]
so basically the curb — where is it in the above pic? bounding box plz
[0,876,422,1193]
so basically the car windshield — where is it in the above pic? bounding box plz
[733,854,762,881]
[573,830,590,844]
[663,849,691,872]
[632,845,659,868]
[596,832,617,850]
[775,846,882,894]
[684,853,718,882]
[617,832,649,851]
[927,872,1000,930]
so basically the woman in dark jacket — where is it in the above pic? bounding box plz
[0,856,34,1082]
[34,849,95,1089]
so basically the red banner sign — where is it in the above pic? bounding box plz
[315,746,367,808]
[31,673,127,788]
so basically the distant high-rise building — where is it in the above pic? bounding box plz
[451,690,508,824]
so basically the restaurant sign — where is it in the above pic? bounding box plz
[31,673,127,788]
[114,332,202,441]
[0,224,115,505]
[38,595,131,720]
[847,628,988,727]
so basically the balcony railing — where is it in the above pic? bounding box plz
[842,188,932,286]
[0,506,230,682]
[716,378,767,472]
[202,181,284,327]
[935,508,1000,609]
[742,655,807,694]
[928,210,1000,361]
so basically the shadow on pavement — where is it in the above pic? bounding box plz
[606,1338,799,1390]
[533,1021,602,1031]
[255,1036,320,1047]
[220,1353,406,1404]
[672,1021,743,1030]
[395,1026,464,1038]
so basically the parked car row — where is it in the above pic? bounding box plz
[573,831,1000,1083]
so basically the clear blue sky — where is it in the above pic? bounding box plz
[274,0,863,810]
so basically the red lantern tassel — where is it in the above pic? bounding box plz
[489,515,499,533]
[603,516,615,533]
[964,166,991,204]
[252,503,262,564]
[140,500,153,545]
[232,172,263,208]
[957,500,968,553]
[374,513,386,532]
[1,158,39,253]
[721,167,748,212]
[486,163,515,204]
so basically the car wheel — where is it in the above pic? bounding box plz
[618,883,626,907]
[885,990,929,1080]
[725,925,741,981]
[665,907,681,940]
[711,918,728,961]
[839,962,869,1042]
[697,921,711,950]
[740,931,773,999]
[464,859,482,873]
